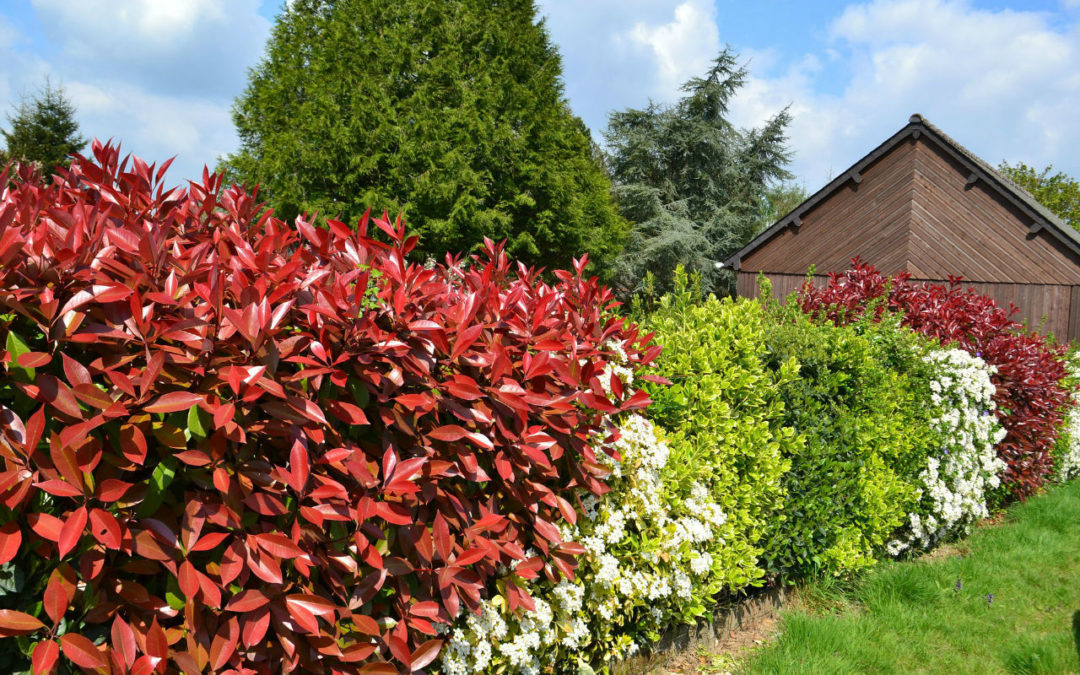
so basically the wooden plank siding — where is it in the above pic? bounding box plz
[908,140,1080,284]
[732,129,1080,342]
[740,140,916,276]
[740,271,1079,342]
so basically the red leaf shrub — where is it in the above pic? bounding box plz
[0,144,657,673]
[798,260,1068,499]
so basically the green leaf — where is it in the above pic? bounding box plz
[187,405,209,440]
[5,331,34,382]
[136,457,178,518]
[576,660,596,675]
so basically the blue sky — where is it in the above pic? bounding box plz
[2,0,1079,192]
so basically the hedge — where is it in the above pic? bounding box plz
[0,146,658,673]
[799,261,1070,499]
[1,150,1077,674]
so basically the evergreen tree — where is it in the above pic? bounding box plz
[999,161,1080,231]
[2,80,87,171]
[604,49,792,297]
[224,0,625,272]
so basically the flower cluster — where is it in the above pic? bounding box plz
[888,348,1006,555]
[1053,351,1080,481]
[438,414,727,672]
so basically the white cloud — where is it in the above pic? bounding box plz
[626,1,719,98]
[538,0,721,136]
[728,0,1080,187]
[31,0,268,98]
[1,1,271,181]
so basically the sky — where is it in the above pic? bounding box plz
[1,0,1078,192]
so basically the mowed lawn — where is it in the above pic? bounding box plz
[737,480,1080,674]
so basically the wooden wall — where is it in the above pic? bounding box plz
[908,140,1080,284]
[734,132,1080,343]
[739,271,1080,342]
[740,140,915,275]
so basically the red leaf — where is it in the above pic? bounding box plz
[410,639,444,671]
[57,506,88,558]
[31,639,60,675]
[428,425,468,442]
[59,633,106,669]
[240,606,270,648]
[225,589,269,612]
[88,508,122,549]
[18,352,51,368]
[36,374,82,419]
[208,617,238,673]
[433,512,452,562]
[0,522,21,564]
[289,441,310,493]
[251,532,304,559]
[178,560,199,598]
[43,570,73,625]
[111,615,138,670]
[0,609,45,637]
[143,391,202,413]
[145,616,169,661]
[28,513,63,542]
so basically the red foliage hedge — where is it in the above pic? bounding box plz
[799,261,1068,499]
[0,144,657,673]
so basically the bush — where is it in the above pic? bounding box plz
[632,270,798,591]
[440,414,734,671]
[0,145,657,673]
[799,261,1070,499]
[886,348,1006,555]
[1052,349,1080,482]
[760,295,937,577]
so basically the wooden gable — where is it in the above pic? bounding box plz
[727,115,1080,340]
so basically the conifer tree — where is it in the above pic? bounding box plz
[2,80,87,171]
[224,0,625,272]
[605,49,792,297]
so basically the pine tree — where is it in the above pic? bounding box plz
[2,80,87,171]
[223,0,625,272]
[604,49,792,297]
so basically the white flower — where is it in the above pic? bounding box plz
[892,349,1006,553]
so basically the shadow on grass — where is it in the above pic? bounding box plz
[1072,610,1080,665]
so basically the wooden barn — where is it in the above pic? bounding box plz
[725,114,1080,341]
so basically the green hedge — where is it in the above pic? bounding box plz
[758,296,938,576]
[634,271,798,591]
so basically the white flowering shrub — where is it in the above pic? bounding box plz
[887,348,1006,555]
[1052,350,1080,482]
[438,415,731,673]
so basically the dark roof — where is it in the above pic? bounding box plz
[724,114,1080,270]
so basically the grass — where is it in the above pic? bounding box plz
[733,480,1080,674]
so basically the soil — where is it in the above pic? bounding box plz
[646,604,784,674]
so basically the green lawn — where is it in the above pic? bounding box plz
[737,480,1080,674]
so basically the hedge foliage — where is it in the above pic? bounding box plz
[0,145,657,673]
[633,271,797,588]
[1,147,1076,674]
[759,294,937,577]
[799,261,1069,499]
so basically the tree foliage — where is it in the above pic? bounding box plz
[603,49,792,297]
[223,0,626,273]
[1,80,86,171]
[998,161,1080,231]
[760,181,808,230]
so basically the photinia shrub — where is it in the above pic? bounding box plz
[0,143,658,673]
[799,261,1069,499]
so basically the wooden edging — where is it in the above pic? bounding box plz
[609,585,790,674]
